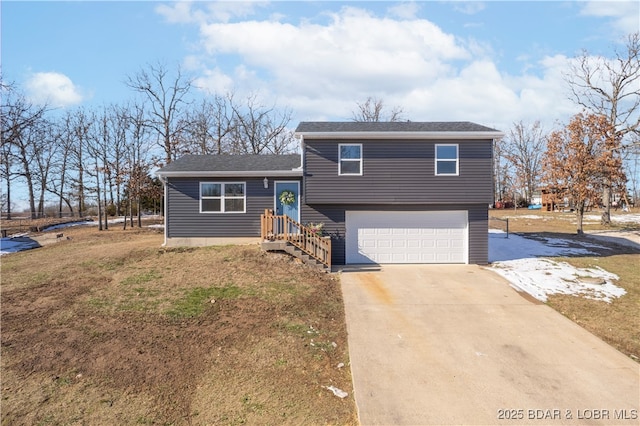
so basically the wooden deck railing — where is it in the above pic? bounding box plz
[261,209,331,269]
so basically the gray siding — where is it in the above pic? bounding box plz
[301,204,489,265]
[303,139,493,204]
[166,177,301,237]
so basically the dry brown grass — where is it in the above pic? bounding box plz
[490,208,640,361]
[547,255,640,360]
[1,225,357,425]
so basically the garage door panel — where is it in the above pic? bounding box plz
[407,240,420,249]
[346,211,467,264]
[421,240,436,249]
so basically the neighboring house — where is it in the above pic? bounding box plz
[156,121,504,266]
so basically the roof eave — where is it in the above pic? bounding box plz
[156,169,304,178]
[295,131,505,140]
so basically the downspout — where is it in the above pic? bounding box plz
[298,134,305,205]
[157,174,168,247]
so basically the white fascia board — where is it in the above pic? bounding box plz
[294,131,505,140]
[156,170,304,178]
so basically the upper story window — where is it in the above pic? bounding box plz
[200,182,246,213]
[435,144,458,176]
[339,143,362,175]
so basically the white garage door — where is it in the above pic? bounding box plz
[345,211,468,264]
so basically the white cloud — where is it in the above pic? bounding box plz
[25,72,83,107]
[156,1,269,24]
[199,6,467,98]
[193,67,234,94]
[580,1,640,35]
[161,4,586,132]
[453,1,486,15]
[387,2,421,19]
[155,1,198,24]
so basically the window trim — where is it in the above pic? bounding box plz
[338,143,363,176]
[435,144,459,176]
[200,181,246,214]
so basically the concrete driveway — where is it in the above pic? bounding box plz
[340,265,639,425]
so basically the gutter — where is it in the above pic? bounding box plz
[294,131,505,140]
[156,169,304,178]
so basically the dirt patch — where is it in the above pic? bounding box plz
[1,226,357,425]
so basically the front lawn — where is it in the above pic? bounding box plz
[1,225,357,425]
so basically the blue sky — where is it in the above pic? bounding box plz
[3,0,638,134]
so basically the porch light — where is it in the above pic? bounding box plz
[263,177,269,189]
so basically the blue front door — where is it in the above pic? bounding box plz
[275,181,300,222]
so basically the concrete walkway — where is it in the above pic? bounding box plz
[340,265,639,425]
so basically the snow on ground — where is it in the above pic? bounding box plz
[488,230,626,303]
[584,213,640,224]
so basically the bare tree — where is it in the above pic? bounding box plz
[565,32,640,223]
[543,113,626,234]
[47,121,76,218]
[1,84,48,218]
[352,96,405,122]
[0,142,15,218]
[625,134,640,203]
[32,122,61,217]
[125,62,193,164]
[503,121,547,205]
[123,102,153,228]
[492,136,514,206]
[182,95,235,155]
[230,94,296,154]
[61,107,98,218]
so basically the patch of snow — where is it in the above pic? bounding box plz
[488,231,625,303]
[508,214,544,220]
[611,213,640,224]
[44,219,94,231]
[488,231,608,262]
[490,258,623,303]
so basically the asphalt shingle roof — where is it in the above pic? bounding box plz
[157,154,301,174]
[295,121,501,133]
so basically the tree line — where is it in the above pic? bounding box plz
[494,33,639,233]
[1,62,297,223]
[2,33,638,235]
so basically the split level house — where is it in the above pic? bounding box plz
[156,121,504,268]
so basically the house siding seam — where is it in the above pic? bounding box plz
[166,177,302,238]
[300,203,489,265]
[303,138,493,204]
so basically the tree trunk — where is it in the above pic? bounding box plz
[576,204,585,235]
[103,167,109,231]
[123,201,128,230]
[5,175,11,220]
[601,185,611,225]
[26,173,37,220]
[78,161,85,218]
[96,173,103,231]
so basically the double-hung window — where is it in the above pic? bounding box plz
[435,144,459,176]
[200,182,246,213]
[339,143,362,175]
